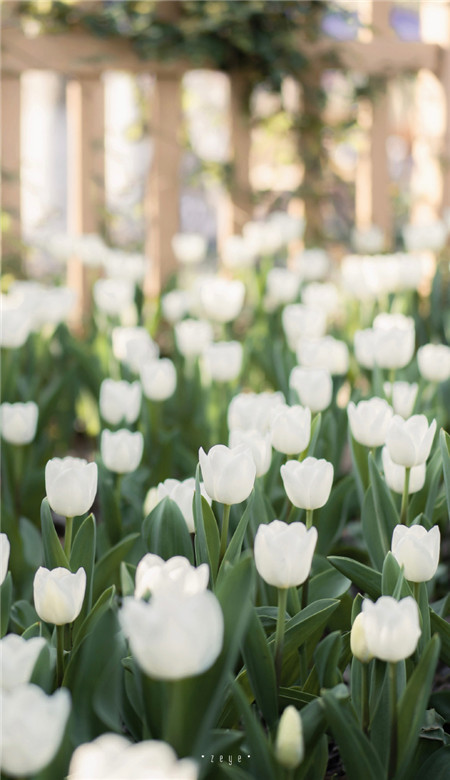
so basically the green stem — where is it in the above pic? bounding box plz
[301,577,309,610]
[275,587,288,687]
[388,662,398,778]
[400,468,411,525]
[64,517,73,559]
[361,662,370,735]
[305,508,314,530]
[56,624,65,687]
[219,504,231,563]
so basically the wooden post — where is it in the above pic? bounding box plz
[229,73,253,235]
[145,73,182,297]
[370,0,393,243]
[66,77,105,327]
[440,44,450,214]
[355,100,373,230]
[1,75,22,270]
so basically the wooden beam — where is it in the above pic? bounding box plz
[442,47,450,213]
[229,73,252,234]
[1,74,22,269]
[355,100,372,230]
[371,90,392,243]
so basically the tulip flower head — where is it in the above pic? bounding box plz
[289,366,333,414]
[391,524,440,583]
[229,428,272,478]
[145,477,211,533]
[45,457,98,518]
[385,414,436,468]
[381,447,425,494]
[101,429,144,474]
[200,277,245,324]
[202,341,243,383]
[174,318,213,359]
[199,444,256,505]
[0,402,39,445]
[270,404,311,456]
[383,381,418,419]
[282,304,326,351]
[347,397,393,448]
[33,566,86,626]
[417,344,450,383]
[361,596,421,662]
[140,358,177,401]
[350,612,373,663]
[0,635,46,691]
[0,533,10,585]
[254,520,317,588]
[275,706,304,769]
[281,457,334,510]
[135,554,209,599]
[99,379,142,426]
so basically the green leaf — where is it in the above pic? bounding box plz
[97,458,122,545]
[193,465,210,569]
[218,496,253,574]
[439,429,450,522]
[429,609,450,665]
[275,599,340,659]
[328,556,381,599]
[40,498,69,570]
[309,566,351,602]
[199,497,220,582]
[415,746,450,780]
[241,608,278,727]
[314,631,342,689]
[349,432,369,504]
[142,497,193,564]
[93,534,139,602]
[120,562,136,597]
[70,514,96,622]
[230,679,276,780]
[0,572,12,636]
[72,585,116,648]
[361,455,398,570]
[396,634,441,778]
[381,552,412,599]
[307,411,322,457]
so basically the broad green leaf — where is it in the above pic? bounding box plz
[429,608,450,665]
[230,679,276,780]
[0,572,12,636]
[414,746,450,780]
[40,498,69,570]
[439,429,450,522]
[361,455,398,570]
[307,411,322,457]
[273,599,340,659]
[314,631,342,689]
[381,552,412,599]
[328,556,381,599]
[349,432,369,504]
[143,497,193,564]
[70,514,96,622]
[120,562,136,597]
[241,608,278,727]
[10,600,39,634]
[218,497,253,575]
[193,464,210,569]
[96,458,122,546]
[199,496,220,582]
[309,566,351,602]
[93,534,139,602]
[316,474,357,556]
[72,585,116,648]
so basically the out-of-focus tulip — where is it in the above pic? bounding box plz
[140,358,177,401]
[120,589,224,680]
[254,520,317,588]
[0,533,10,585]
[202,341,243,383]
[93,279,135,317]
[417,344,450,383]
[350,612,373,663]
[270,404,311,455]
[102,250,146,283]
[391,524,440,582]
[351,224,385,254]
[174,318,213,359]
[227,391,285,434]
[33,566,86,625]
[265,268,301,307]
[112,327,159,374]
[383,381,418,419]
[45,457,98,518]
[403,220,447,253]
[280,457,334,510]
[229,428,272,478]
[135,554,209,599]
[291,248,330,281]
[172,233,207,265]
[199,444,256,505]
[200,278,245,323]
[0,684,71,778]
[68,734,198,780]
[0,635,46,691]
[289,366,333,413]
[347,397,393,448]
[221,234,257,270]
[101,429,144,474]
[302,282,341,320]
[282,304,327,351]
[99,379,141,425]
[145,477,211,533]
[275,706,304,769]
[296,336,349,375]
[0,301,33,348]
[361,596,421,662]
[0,402,38,445]
[385,415,436,467]
[381,447,425,495]
[161,290,191,324]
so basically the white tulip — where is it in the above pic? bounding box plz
[174,318,213,358]
[280,457,334,510]
[112,327,159,374]
[291,248,330,281]
[391,524,440,583]
[0,684,71,777]
[381,447,425,494]
[0,402,38,445]
[296,336,349,375]
[289,366,333,413]
[417,344,450,383]
[120,590,224,679]
[172,233,207,265]
[0,533,10,585]
[103,250,146,283]
[0,635,46,691]
[275,706,304,769]
[351,224,384,254]
[45,457,98,518]
[140,358,177,401]
[265,268,301,307]
[147,477,211,533]
[135,554,209,599]
[200,277,245,323]
[33,566,86,625]
[0,303,33,348]
[229,428,272,478]
[227,391,285,434]
[161,290,191,324]
[99,379,141,425]
[93,278,135,317]
[403,221,447,252]
[350,612,373,663]
[347,397,393,448]
[386,415,436,467]
[199,444,256,505]
[270,404,311,455]
[254,520,317,588]
[101,429,144,474]
[354,328,377,369]
[383,381,418,419]
[68,734,198,780]
[282,304,327,351]
[221,234,257,270]
[302,282,341,319]
[361,596,421,662]
[202,341,243,383]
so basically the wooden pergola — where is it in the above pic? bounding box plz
[2,1,450,321]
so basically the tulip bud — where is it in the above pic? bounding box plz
[270,404,311,455]
[161,290,191,324]
[381,447,425,494]
[0,635,46,691]
[282,304,327,351]
[385,414,436,467]
[361,596,421,662]
[289,366,333,413]
[281,457,334,510]
[417,344,450,384]
[347,397,393,448]
[33,566,86,625]
[0,533,10,585]
[146,477,211,533]
[174,318,213,359]
[93,278,135,317]
[229,428,272,478]
[112,326,159,374]
[0,684,71,778]
[172,232,207,265]
[0,304,33,348]
[383,381,418,419]
[101,429,144,474]
[265,268,301,307]
[99,379,142,425]
[254,520,317,588]
[45,457,98,518]
[140,358,177,401]
[296,336,349,376]
[350,612,373,663]
[0,402,38,445]
[200,277,245,323]
[302,282,341,320]
[391,524,440,582]
[120,590,224,680]
[135,554,209,599]
[202,341,243,383]
[68,734,198,780]
[275,706,304,769]
[227,391,285,434]
[199,444,256,505]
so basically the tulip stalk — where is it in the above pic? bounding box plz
[275,588,288,687]
[400,467,411,525]
[388,662,398,778]
[64,517,73,559]
[361,662,370,734]
[56,625,65,687]
[305,508,314,530]
[219,504,231,563]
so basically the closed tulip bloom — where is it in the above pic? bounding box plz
[302,282,341,319]
[199,444,256,505]
[120,590,224,679]
[281,457,334,510]
[354,328,377,369]
[34,566,86,625]
[289,366,333,413]
[101,429,144,474]
[112,326,159,374]
[200,277,245,323]
[270,404,311,455]
[0,684,71,778]
[350,612,373,663]
[275,706,304,769]
[0,635,46,691]
[361,596,421,662]
[0,533,10,585]
[391,525,440,583]
[296,336,349,375]
[99,379,141,425]
[386,414,436,467]
[93,278,135,317]
[381,447,425,494]
[202,341,243,383]
[281,304,327,351]
[351,224,384,254]
[265,268,301,307]
[229,428,272,478]
[174,318,213,358]
[384,381,418,419]
[172,232,207,265]
[417,344,450,383]
[254,520,317,588]
[292,248,330,281]
[221,234,257,270]
[135,555,209,599]
[0,402,38,445]
[161,289,191,324]
[45,457,98,518]
[68,735,198,780]
[0,298,33,348]
[347,397,393,448]
[140,358,177,401]
[227,391,285,434]
[146,477,211,533]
